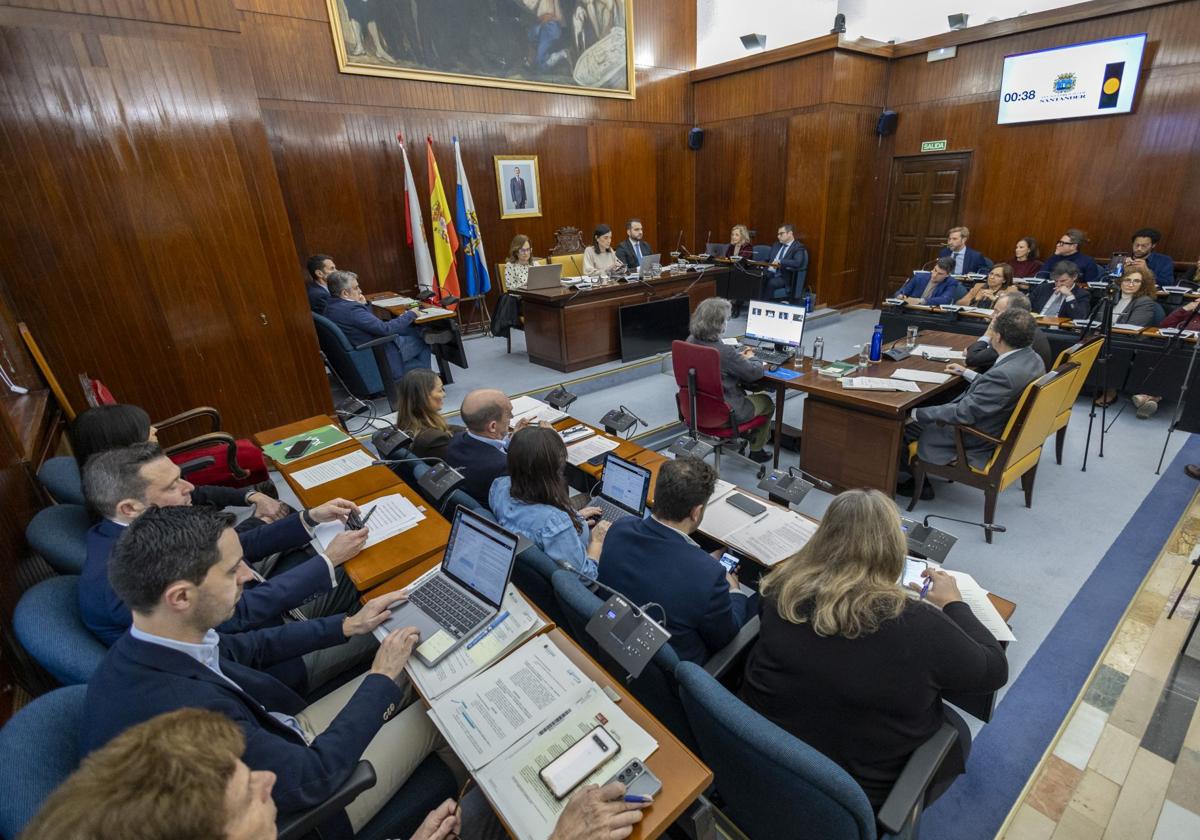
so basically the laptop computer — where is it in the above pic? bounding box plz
[637,252,661,273]
[379,506,519,666]
[582,453,651,524]
[525,263,564,290]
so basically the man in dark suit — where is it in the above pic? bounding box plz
[964,290,1054,372]
[443,388,529,506]
[1041,228,1101,283]
[1029,262,1091,320]
[81,506,457,837]
[509,166,527,209]
[895,257,964,307]
[764,223,808,303]
[322,270,431,382]
[900,308,1047,499]
[938,226,992,275]
[613,218,655,274]
[305,253,336,314]
[598,458,751,665]
[80,442,371,690]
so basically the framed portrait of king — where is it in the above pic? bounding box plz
[495,156,542,219]
[326,1,635,99]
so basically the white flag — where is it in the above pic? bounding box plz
[397,133,434,295]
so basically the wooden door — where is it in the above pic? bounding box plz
[877,153,972,301]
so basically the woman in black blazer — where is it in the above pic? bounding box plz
[394,369,460,460]
[740,489,1007,811]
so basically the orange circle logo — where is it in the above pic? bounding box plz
[1103,78,1120,95]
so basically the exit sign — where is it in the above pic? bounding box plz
[921,140,948,152]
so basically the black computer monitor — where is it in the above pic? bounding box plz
[618,296,690,362]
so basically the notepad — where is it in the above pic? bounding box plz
[291,450,375,489]
[891,369,951,385]
[261,425,350,464]
[417,306,454,318]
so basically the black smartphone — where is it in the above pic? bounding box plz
[719,551,741,573]
[285,438,315,460]
[725,493,766,517]
[587,452,609,467]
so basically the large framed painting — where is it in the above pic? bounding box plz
[495,156,542,219]
[326,1,635,99]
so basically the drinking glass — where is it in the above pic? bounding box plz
[906,325,920,349]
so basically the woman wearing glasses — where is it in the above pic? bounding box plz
[502,234,542,290]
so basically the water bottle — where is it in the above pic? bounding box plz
[812,336,824,364]
[869,324,884,362]
[802,292,814,313]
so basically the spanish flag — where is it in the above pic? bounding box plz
[426,137,461,303]
[1098,62,1124,109]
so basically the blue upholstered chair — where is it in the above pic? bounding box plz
[751,244,773,262]
[312,313,385,398]
[13,576,107,686]
[0,684,87,838]
[37,456,85,505]
[438,487,486,518]
[513,544,567,629]
[769,246,809,301]
[25,504,91,575]
[675,662,957,839]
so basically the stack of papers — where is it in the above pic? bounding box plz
[566,435,619,466]
[944,570,1016,642]
[417,306,455,318]
[1112,324,1145,333]
[372,295,419,308]
[841,377,920,392]
[911,344,966,361]
[891,369,951,385]
[311,492,424,550]
[700,486,818,566]
[511,395,568,425]
[291,449,375,489]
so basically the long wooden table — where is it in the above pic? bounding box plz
[513,267,723,372]
[765,331,975,494]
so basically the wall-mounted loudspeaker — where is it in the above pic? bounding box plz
[875,110,898,136]
[687,127,704,150]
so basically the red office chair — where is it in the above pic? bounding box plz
[671,340,768,472]
[80,376,268,488]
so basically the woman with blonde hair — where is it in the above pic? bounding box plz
[740,489,1007,811]
[725,225,753,260]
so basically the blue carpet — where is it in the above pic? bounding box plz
[921,433,1200,840]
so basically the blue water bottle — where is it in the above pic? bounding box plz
[803,292,814,313]
[869,323,884,362]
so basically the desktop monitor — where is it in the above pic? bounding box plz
[745,301,806,348]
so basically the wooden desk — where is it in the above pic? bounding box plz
[768,331,975,494]
[513,268,722,372]
[553,418,668,504]
[366,292,457,326]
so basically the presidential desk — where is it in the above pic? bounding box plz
[513,267,726,372]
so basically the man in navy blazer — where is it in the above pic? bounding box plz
[81,506,455,837]
[1042,228,1101,284]
[764,223,808,303]
[305,253,335,314]
[896,257,963,306]
[80,443,371,690]
[443,388,529,507]
[598,458,751,665]
[322,270,431,381]
[1029,262,1091,320]
[938,226,992,275]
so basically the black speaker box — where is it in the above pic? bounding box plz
[687,127,704,150]
[875,110,898,136]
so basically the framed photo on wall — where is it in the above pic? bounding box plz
[495,156,542,220]
[325,1,635,100]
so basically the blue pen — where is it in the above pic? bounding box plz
[919,576,932,600]
[624,795,653,803]
[465,611,510,650]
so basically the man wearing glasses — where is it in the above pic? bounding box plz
[1042,228,1101,283]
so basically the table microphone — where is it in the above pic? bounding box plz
[787,466,832,490]
[372,458,466,501]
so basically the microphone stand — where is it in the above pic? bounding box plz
[923,513,1006,534]
[1079,276,1118,470]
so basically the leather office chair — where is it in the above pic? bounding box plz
[492,262,525,354]
[25,504,91,574]
[37,456,85,505]
[512,544,567,629]
[906,364,1079,542]
[13,576,107,686]
[1048,337,1103,464]
[676,661,957,840]
[312,312,385,398]
[671,340,769,472]
[705,242,730,257]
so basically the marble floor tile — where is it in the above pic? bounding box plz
[1130,591,1170,628]
[1164,652,1200,701]
[1103,749,1173,840]
[1089,724,1141,785]
[1052,807,1105,840]
[1104,619,1154,675]
[1084,665,1130,714]
[1141,688,1198,763]
[1136,617,1194,683]
[1005,803,1058,840]
[1183,702,1200,752]
[1111,671,1166,740]
[1029,755,1086,822]
[1054,703,1110,770]
[1152,800,1200,840]
[1068,770,1121,828]
[1164,747,1200,816]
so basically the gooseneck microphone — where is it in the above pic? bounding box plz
[923,513,1006,533]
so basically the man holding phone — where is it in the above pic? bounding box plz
[598,458,752,665]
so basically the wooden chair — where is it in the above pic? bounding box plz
[493,261,525,354]
[1048,336,1104,464]
[907,364,1079,542]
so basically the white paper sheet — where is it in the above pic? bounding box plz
[565,435,620,466]
[311,492,424,550]
[943,570,1017,642]
[372,295,418,308]
[841,377,921,392]
[291,450,375,489]
[910,344,966,360]
[891,369,952,385]
[510,395,568,425]
[416,306,454,319]
[725,509,818,567]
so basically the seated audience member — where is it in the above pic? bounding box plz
[961,290,1054,373]
[725,224,753,260]
[305,254,336,314]
[739,489,1007,812]
[614,218,655,272]
[28,706,646,840]
[502,234,541,290]
[583,224,623,276]
[1042,228,1100,283]
[1029,262,1090,319]
[765,223,808,303]
[490,426,607,578]
[1112,266,1159,326]
[895,257,961,307]
[938,226,991,275]
[1125,227,1174,286]
[901,308,1045,499]
[443,388,521,506]
[80,506,459,837]
[599,458,751,665]
[322,270,431,381]
[1010,237,1043,279]
[956,263,1014,308]
[396,369,459,461]
[70,403,286,523]
[80,444,368,692]
[687,297,774,463]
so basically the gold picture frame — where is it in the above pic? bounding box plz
[325,1,635,100]
[494,156,542,220]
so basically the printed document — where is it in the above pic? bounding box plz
[372,295,418,308]
[911,344,966,360]
[291,450,375,489]
[510,395,568,425]
[565,435,619,466]
[891,369,952,385]
[841,377,921,392]
[700,495,817,566]
[311,493,424,551]
[944,571,1016,642]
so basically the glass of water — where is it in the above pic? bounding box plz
[857,344,870,370]
[906,325,919,349]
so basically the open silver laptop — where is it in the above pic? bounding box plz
[379,506,519,666]
[525,263,564,290]
[581,453,651,524]
[637,252,661,273]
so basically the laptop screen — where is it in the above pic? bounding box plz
[600,454,650,513]
[744,301,806,347]
[441,508,518,608]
